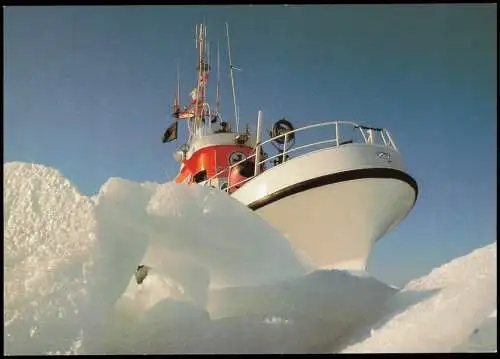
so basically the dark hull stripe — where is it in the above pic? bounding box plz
[246,167,418,211]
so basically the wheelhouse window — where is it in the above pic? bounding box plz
[193,170,208,183]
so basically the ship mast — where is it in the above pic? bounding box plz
[195,24,204,130]
[171,23,234,146]
[216,40,221,118]
[226,22,240,132]
[189,23,210,139]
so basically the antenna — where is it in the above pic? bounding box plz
[226,22,240,132]
[204,21,207,49]
[216,40,221,115]
[207,42,210,81]
[176,62,181,108]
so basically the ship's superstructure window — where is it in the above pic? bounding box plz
[193,170,208,183]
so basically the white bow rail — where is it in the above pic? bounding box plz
[205,114,398,193]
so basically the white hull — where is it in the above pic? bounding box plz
[161,22,418,275]
[232,143,418,270]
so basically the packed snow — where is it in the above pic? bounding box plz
[341,242,497,353]
[3,162,497,354]
[453,309,497,353]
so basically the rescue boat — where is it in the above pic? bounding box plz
[160,23,418,272]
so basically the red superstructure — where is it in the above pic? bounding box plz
[162,23,265,193]
[175,144,255,189]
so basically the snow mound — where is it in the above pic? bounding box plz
[453,315,497,353]
[104,270,396,354]
[4,162,101,354]
[341,242,497,353]
[4,161,496,354]
[142,181,308,287]
[104,298,211,354]
[206,270,397,353]
[3,162,306,354]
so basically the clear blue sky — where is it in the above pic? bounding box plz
[4,5,497,286]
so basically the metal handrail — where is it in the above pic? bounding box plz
[258,139,338,167]
[204,120,398,193]
[209,152,258,182]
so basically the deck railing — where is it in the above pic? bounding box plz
[205,119,398,193]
